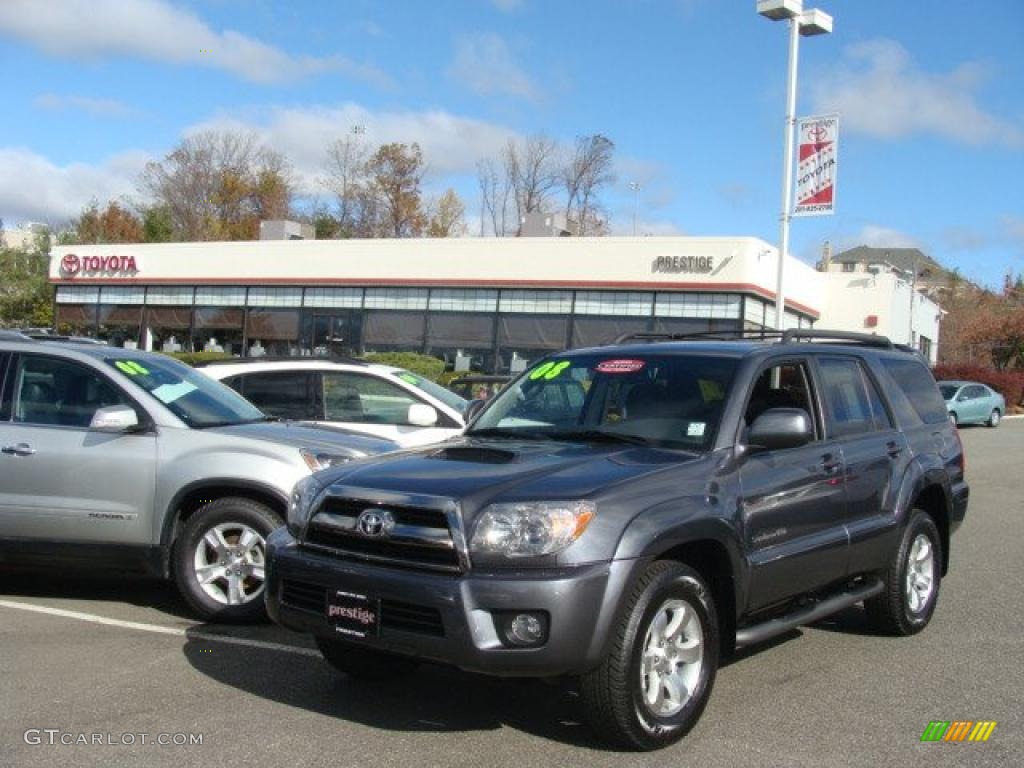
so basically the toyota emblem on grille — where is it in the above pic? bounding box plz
[356,508,395,537]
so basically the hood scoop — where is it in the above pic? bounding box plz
[429,445,518,464]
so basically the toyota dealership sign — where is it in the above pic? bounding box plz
[793,114,838,217]
[60,253,139,278]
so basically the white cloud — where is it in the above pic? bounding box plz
[0,0,390,86]
[33,93,137,118]
[810,39,1024,147]
[186,103,523,194]
[449,33,540,102]
[0,148,149,224]
[835,224,927,253]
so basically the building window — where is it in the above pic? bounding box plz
[246,310,301,357]
[143,307,192,353]
[572,317,650,347]
[655,292,741,319]
[429,289,498,313]
[247,287,302,307]
[919,335,932,360]
[841,262,857,273]
[55,305,97,335]
[97,305,142,348]
[145,286,194,305]
[304,287,363,308]
[574,291,653,317]
[56,285,100,304]
[364,288,429,310]
[194,286,245,306]
[498,290,573,314]
[363,310,426,349]
[192,307,244,354]
[99,286,145,305]
[424,313,496,372]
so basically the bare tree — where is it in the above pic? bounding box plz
[504,135,560,228]
[322,128,371,237]
[476,158,513,236]
[139,130,293,241]
[563,134,615,235]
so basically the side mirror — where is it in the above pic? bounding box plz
[89,405,140,433]
[463,398,487,424]
[747,408,813,451]
[407,403,439,427]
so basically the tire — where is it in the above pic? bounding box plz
[580,561,718,751]
[865,509,942,636]
[316,637,420,680]
[172,497,282,623]
[987,409,1001,428]
[949,412,958,427]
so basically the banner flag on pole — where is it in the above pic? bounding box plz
[793,114,838,217]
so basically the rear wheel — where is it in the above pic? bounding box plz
[580,561,718,750]
[987,409,1001,428]
[865,509,942,636]
[172,497,282,623]
[316,638,420,680]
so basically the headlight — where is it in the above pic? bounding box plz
[287,474,324,536]
[300,448,355,472]
[469,500,596,558]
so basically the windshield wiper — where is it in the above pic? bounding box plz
[546,429,650,446]
[467,427,554,440]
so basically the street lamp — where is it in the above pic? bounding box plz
[629,181,642,236]
[757,0,832,331]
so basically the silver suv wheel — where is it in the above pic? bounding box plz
[639,598,704,717]
[193,523,267,606]
[905,533,935,615]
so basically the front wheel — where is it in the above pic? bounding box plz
[172,497,282,622]
[580,561,718,751]
[987,409,1001,428]
[949,411,958,427]
[865,509,942,636]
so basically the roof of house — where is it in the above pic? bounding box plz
[834,246,945,278]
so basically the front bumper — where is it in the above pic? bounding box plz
[265,527,638,677]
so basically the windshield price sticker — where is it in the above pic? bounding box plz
[529,360,571,380]
[595,359,646,374]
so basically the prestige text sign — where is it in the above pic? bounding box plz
[651,255,714,274]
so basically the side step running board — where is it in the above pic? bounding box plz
[735,578,884,649]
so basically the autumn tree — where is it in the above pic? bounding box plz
[364,143,426,238]
[0,237,52,328]
[426,189,467,238]
[66,200,144,244]
[139,130,294,241]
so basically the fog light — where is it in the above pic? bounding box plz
[495,611,549,648]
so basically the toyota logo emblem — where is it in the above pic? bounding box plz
[356,508,395,538]
[806,123,829,143]
[60,253,81,276]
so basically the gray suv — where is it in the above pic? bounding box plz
[266,330,968,749]
[0,340,396,621]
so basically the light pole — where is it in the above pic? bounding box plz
[629,182,642,236]
[757,0,832,330]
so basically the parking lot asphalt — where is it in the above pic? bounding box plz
[2,422,1022,767]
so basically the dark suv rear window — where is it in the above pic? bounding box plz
[881,358,948,425]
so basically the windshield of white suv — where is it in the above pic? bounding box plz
[468,353,738,451]
[106,355,268,428]
[391,369,468,413]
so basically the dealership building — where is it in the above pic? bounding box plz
[48,234,941,370]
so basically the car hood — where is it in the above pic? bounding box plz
[314,436,705,518]
[210,421,399,457]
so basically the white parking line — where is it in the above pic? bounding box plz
[0,599,321,658]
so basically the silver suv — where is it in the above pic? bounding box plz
[0,339,396,621]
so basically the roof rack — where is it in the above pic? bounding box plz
[614,330,787,344]
[192,355,368,368]
[780,329,894,348]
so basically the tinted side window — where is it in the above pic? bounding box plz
[324,372,419,425]
[861,363,894,431]
[881,359,948,425]
[744,360,818,439]
[13,355,130,428]
[817,357,875,438]
[238,372,315,420]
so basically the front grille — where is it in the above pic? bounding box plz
[303,496,463,573]
[280,579,445,637]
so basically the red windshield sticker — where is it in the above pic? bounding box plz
[596,359,646,374]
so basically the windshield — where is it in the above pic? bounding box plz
[468,353,738,451]
[939,384,960,400]
[106,355,267,428]
[390,369,468,413]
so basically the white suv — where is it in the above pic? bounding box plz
[198,358,468,447]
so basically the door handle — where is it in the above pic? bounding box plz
[886,440,903,458]
[821,454,842,474]
[2,443,36,457]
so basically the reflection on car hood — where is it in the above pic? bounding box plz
[211,421,399,456]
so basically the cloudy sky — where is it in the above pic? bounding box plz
[1,0,1022,286]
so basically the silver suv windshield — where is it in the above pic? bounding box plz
[105,355,267,428]
[468,353,738,451]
